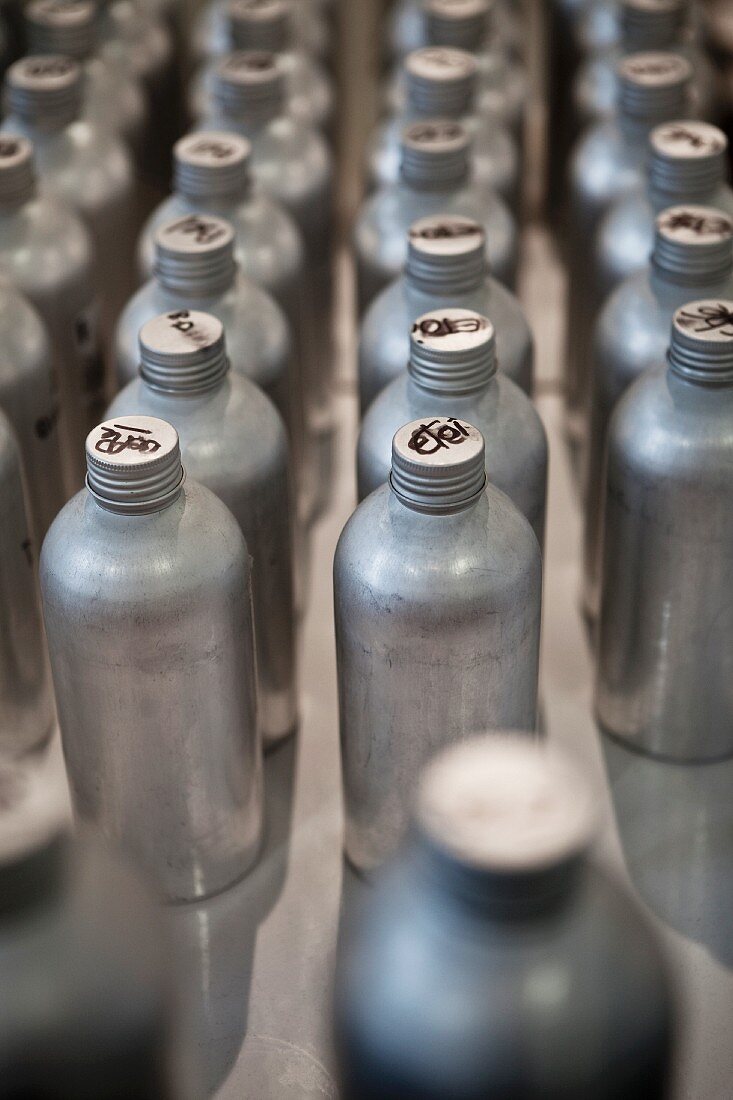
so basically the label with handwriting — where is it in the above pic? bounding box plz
[409,215,484,256]
[394,416,483,467]
[178,133,249,167]
[406,47,476,81]
[404,119,467,149]
[160,214,232,251]
[411,308,492,353]
[657,205,732,244]
[221,50,277,81]
[140,309,223,357]
[675,301,733,341]
[89,417,178,466]
[620,52,690,86]
[652,121,727,159]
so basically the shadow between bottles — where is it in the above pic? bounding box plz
[601,731,733,969]
[168,734,299,1098]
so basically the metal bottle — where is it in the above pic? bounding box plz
[0,757,179,1098]
[596,299,733,761]
[0,280,64,542]
[188,0,334,137]
[192,0,331,68]
[0,135,103,491]
[106,310,297,749]
[334,418,542,873]
[335,735,674,1099]
[115,213,293,435]
[0,407,54,757]
[1,55,136,351]
[565,50,691,429]
[358,214,533,414]
[40,415,263,901]
[355,120,518,314]
[594,120,733,305]
[368,46,519,212]
[357,308,547,547]
[583,205,733,622]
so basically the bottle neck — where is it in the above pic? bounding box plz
[405,244,486,295]
[652,237,733,287]
[154,245,237,299]
[425,10,489,51]
[228,8,288,51]
[668,305,733,384]
[26,7,97,60]
[620,4,685,50]
[408,325,496,395]
[214,54,285,130]
[400,142,470,191]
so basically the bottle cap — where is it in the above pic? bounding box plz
[417,736,596,873]
[617,51,691,120]
[668,299,733,382]
[0,135,36,206]
[649,120,728,197]
[214,50,285,123]
[153,214,237,296]
[424,0,492,49]
[620,0,686,49]
[409,308,496,393]
[404,47,476,116]
[85,416,185,515]
[227,0,290,52]
[390,416,486,512]
[653,204,733,284]
[400,118,471,188]
[5,55,84,127]
[174,131,251,201]
[139,310,229,394]
[25,0,97,60]
[406,214,486,291]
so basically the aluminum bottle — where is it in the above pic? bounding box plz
[368,46,519,212]
[106,310,296,749]
[0,757,179,1098]
[355,120,517,314]
[594,119,733,306]
[188,0,334,137]
[335,735,674,1099]
[1,55,136,352]
[385,0,527,149]
[359,213,533,413]
[0,135,103,491]
[596,299,733,761]
[565,50,691,431]
[115,213,292,434]
[583,205,733,622]
[40,415,263,901]
[0,408,54,757]
[357,309,547,547]
[0,280,64,541]
[192,0,331,67]
[335,418,541,873]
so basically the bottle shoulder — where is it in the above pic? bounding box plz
[0,197,93,284]
[0,284,50,389]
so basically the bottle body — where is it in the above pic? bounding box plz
[596,366,733,760]
[0,409,54,756]
[106,375,297,748]
[40,479,263,900]
[335,487,541,873]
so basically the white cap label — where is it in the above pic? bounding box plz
[411,308,492,352]
[652,121,727,158]
[675,301,733,342]
[158,214,232,251]
[657,205,732,244]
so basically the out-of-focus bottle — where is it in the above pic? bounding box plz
[0,279,64,541]
[40,415,263,901]
[357,308,547,546]
[192,0,331,69]
[0,134,103,491]
[0,756,182,1098]
[387,0,523,75]
[565,50,691,433]
[371,47,518,211]
[106,310,297,749]
[1,55,136,351]
[335,735,674,1099]
[355,120,517,314]
[0,407,54,757]
[594,120,733,305]
[335,418,541,873]
[189,0,334,137]
[359,214,533,413]
[596,298,733,761]
[115,213,293,434]
[583,205,733,622]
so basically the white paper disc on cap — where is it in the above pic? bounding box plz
[657,205,733,245]
[619,51,691,86]
[10,54,79,89]
[651,120,727,159]
[86,416,179,470]
[140,310,224,358]
[155,214,233,255]
[406,47,477,82]
[393,416,483,469]
[176,131,250,168]
[673,299,733,344]
[403,118,468,152]
[411,308,493,355]
[409,215,484,257]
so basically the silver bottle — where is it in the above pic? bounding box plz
[357,308,547,546]
[355,120,517,314]
[0,279,64,541]
[385,0,527,148]
[0,757,179,1097]
[565,50,691,428]
[595,120,733,305]
[596,299,733,761]
[335,418,541,873]
[192,0,331,67]
[0,407,54,756]
[0,135,103,491]
[115,213,293,434]
[335,735,674,1099]
[359,213,533,414]
[106,310,297,749]
[40,415,263,901]
[1,55,136,350]
[188,0,334,136]
[369,47,519,212]
[583,205,733,622]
